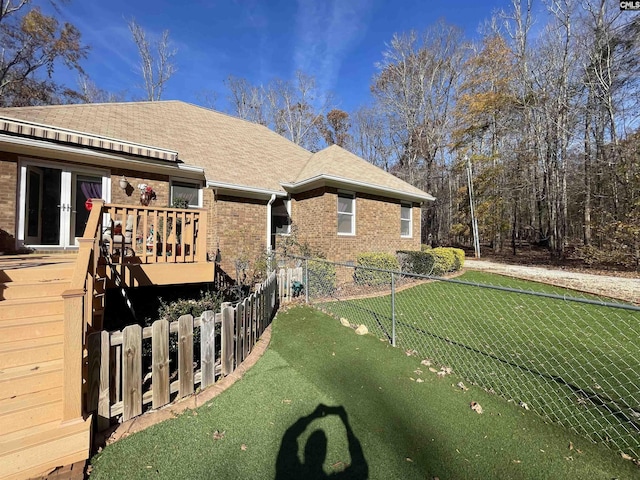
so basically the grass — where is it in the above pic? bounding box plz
[89,306,640,479]
[317,271,640,458]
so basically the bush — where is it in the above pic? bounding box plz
[451,248,465,270]
[354,252,399,286]
[157,289,224,324]
[397,250,435,275]
[307,259,337,297]
[397,247,464,276]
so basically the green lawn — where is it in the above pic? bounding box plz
[89,306,639,479]
[317,271,640,459]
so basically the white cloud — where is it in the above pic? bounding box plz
[294,0,373,96]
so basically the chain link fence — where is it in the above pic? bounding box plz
[287,256,640,459]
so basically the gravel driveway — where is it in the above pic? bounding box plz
[465,259,640,305]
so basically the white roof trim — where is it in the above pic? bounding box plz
[0,116,178,161]
[206,180,288,198]
[282,174,435,202]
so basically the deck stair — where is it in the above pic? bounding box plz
[0,255,91,480]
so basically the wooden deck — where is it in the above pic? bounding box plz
[0,251,215,478]
[0,202,214,479]
[0,255,91,480]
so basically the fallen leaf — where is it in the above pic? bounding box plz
[513,460,521,464]
[519,401,530,410]
[421,359,432,366]
[414,368,423,375]
[621,453,633,461]
[470,401,483,414]
[568,442,574,451]
[282,399,292,405]
[416,378,424,383]
[457,382,469,391]
[213,430,225,441]
[406,457,413,462]
[437,371,447,378]
[332,352,335,356]
[428,367,438,373]
[241,444,247,451]
[409,377,415,381]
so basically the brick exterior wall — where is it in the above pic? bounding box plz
[0,154,18,252]
[287,186,421,263]
[110,169,171,208]
[210,194,267,278]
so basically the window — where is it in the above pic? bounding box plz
[337,193,355,235]
[171,180,201,208]
[401,203,412,237]
[272,199,291,235]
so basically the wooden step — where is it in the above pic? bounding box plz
[0,416,91,480]
[0,298,64,320]
[0,359,63,401]
[0,281,69,301]
[0,316,64,344]
[0,336,63,370]
[0,267,74,284]
[0,387,62,436]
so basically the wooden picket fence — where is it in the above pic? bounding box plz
[87,270,278,430]
[277,266,304,303]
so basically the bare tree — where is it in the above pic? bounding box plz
[77,73,126,103]
[225,75,266,124]
[128,18,176,101]
[264,71,331,151]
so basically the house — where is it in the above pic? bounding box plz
[0,101,433,271]
[0,101,433,479]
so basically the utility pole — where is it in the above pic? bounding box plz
[466,155,481,258]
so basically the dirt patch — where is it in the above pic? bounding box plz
[465,259,640,305]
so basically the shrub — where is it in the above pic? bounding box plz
[397,247,464,276]
[354,252,399,286]
[397,250,435,275]
[307,259,337,297]
[157,289,224,324]
[451,248,465,270]
[431,247,456,274]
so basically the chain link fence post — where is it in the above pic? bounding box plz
[304,258,309,304]
[391,272,396,347]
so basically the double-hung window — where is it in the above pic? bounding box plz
[401,203,412,237]
[337,193,355,235]
[171,180,201,208]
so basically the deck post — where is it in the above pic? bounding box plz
[196,211,208,263]
[62,289,85,422]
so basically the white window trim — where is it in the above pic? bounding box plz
[401,203,412,238]
[274,198,292,235]
[170,178,203,208]
[337,192,356,236]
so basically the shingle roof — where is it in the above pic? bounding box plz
[292,144,433,200]
[0,100,433,200]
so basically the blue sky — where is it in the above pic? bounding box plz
[56,0,521,113]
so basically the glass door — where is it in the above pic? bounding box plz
[20,161,109,249]
[70,173,104,242]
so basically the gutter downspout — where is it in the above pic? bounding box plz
[266,194,276,271]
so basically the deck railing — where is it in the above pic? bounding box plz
[101,203,208,264]
[63,199,105,422]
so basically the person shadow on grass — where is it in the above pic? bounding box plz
[275,404,368,480]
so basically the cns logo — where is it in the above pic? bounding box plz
[620,1,640,9]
